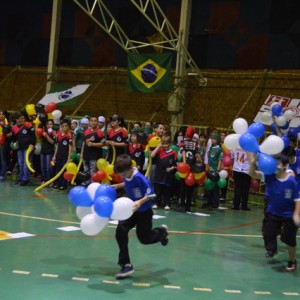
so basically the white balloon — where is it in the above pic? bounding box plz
[259,135,284,155]
[283,109,295,121]
[281,128,289,134]
[34,143,41,155]
[224,134,241,150]
[80,213,109,236]
[260,111,272,123]
[111,197,134,221]
[76,206,92,220]
[233,118,248,134]
[275,116,287,127]
[219,170,228,179]
[51,109,62,120]
[86,182,101,200]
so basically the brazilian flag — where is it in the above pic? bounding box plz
[127,53,173,93]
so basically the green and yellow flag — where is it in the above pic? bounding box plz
[127,53,173,93]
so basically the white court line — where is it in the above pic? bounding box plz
[164,285,181,289]
[41,273,59,278]
[102,280,119,285]
[225,289,242,293]
[194,287,212,292]
[72,277,89,282]
[254,291,271,295]
[283,292,300,296]
[132,282,151,287]
[12,270,30,275]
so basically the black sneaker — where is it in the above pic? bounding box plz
[160,224,169,246]
[285,260,297,272]
[115,264,134,279]
[265,250,277,258]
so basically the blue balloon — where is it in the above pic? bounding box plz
[271,104,283,117]
[257,153,277,175]
[269,123,277,135]
[95,184,117,202]
[247,122,265,138]
[239,133,259,153]
[281,135,290,149]
[68,186,93,207]
[288,127,298,138]
[279,121,289,130]
[94,196,114,218]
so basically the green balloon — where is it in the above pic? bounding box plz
[170,144,179,152]
[71,152,78,162]
[10,142,19,150]
[217,177,227,188]
[178,154,182,162]
[175,171,180,180]
[204,179,216,190]
[144,151,149,158]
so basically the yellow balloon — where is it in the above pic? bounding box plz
[97,158,108,170]
[178,172,187,178]
[194,172,202,179]
[47,113,54,120]
[102,178,111,185]
[222,143,230,153]
[148,136,161,148]
[105,164,114,175]
[33,117,41,130]
[26,104,36,116]
[66,162,77,174]
[132,160,137,167]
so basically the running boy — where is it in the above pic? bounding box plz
[113,154,169,279]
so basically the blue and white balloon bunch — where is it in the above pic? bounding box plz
[68,182,134,236]
[224,118,284,175]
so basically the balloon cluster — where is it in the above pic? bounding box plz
[68,183,134,235]
[224,118,285,175]
[175,162,229,190]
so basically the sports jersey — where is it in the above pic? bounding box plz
[41,128,56,155]
[123,168,155,212]
[179,138,199,167]
[56,131,72,160]
[287,157,300,188]
[154,148,177,186]
[73,127,85,150]
[11,122,36,150]
[83,128,105,160]
[232,148,250,174]
[264,173,300,218]
[127,143,145,170]
[207,145,223,171]
[107,127,128,162]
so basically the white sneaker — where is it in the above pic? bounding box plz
[164,206,170,211]
[152,204,158,209]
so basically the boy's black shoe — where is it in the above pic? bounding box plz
[115,264,134,279]
[284,260,297,272]
[19,180,29,186]
[265,250,277,258]
[160,224,169,246]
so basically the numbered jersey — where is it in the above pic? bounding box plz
[232,148,250,173]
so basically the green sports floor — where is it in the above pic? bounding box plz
[0,179,300,300]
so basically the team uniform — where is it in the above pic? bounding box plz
[127,143,145,171]
[287,157,300,189]
[107,128,128,163]
[262,173,300,255]
[0,120,10,181]
[231,148,251,210]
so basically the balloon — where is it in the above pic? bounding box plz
[194,172,202,179]
[224,134,241,150]
[170,144,179,152]
[71,152,78,162]
[222,156,232,167]
[196,172,206,184]
[132,160,137,167]
[233,118,248,134]
[239,133,259,153]
[219,170,228,178]
[275,116,287,127]
[0,134,5,145]
[279,121,289,130]
[47,113,54,120]
[45,102,58,114]
[281,135,290,149]
[86,182,101,200]
[10,142,19,150]
[63,171,74,181]
[36,128,44,137]
[34,143,42,155]
[206,171,220,182]
[259,135,284,155]
[148,136,161,148]
[76,171,90,183]
[92,171,103,183]
[94,196,114,218]
[95,184,117,202]
[175,172,180,180]
[38,113,48,124]
[66,162,77,174]
[185,172,195,186]
[204,179,216,190]
[104,164,114,175]
[222,143,230,153]
[250,178,260,191]
[76,206,92,220]
[217,177,227,188]
[69,186,93,207]
[80,214,108,236]
[260,111,272,123]
[257,153,277,175]
[247,122,265,138]
[35,103,45,114]
[51,109,62,120]
[271,104,282,117]
[110,173,123,183]
[26,104,36,116]
[269,123,277,135]
[111,197,134,220]
[178,172,187,178]
[192,162,205,173]
[283,109,295,121]
[288,128,298,138]
[97,158,108,170]
[177,162,190,174]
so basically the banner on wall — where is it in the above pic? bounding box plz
[254,94,300,128]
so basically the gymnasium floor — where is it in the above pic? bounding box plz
[0,179,299,300]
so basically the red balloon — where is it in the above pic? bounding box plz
[185,172,195,186]
[250,178,260,191]
[224,151,232,157]
[63,171,74,181]
[110,173,123,183]
[195,172,207,185]
[36,128,44,137]
[225,169,233,178]
[0,134,5,145]
[177,162,190,174]
[222,156,232,167]
[92,170,107,182]
[205,163,210,171]
[45,102,58,114]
